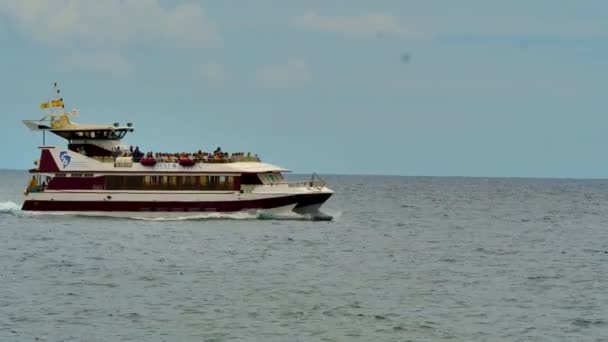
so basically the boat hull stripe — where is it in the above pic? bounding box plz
[21,193,331,212]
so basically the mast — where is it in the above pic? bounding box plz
[39,82,67,145]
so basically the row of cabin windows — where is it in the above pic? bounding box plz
[69,173,95,177]
[56,130,129,141]
[105,175,237,191]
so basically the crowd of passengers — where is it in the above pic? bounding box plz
[108,146,260,163]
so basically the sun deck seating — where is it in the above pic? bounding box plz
[114,157,133,168]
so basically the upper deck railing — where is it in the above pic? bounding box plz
[287,174,327,188]
[91,154,262,165]
[259,173,327,189]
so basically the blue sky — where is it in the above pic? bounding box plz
[1,0,607,177]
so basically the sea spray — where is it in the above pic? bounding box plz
[0,201,21,214]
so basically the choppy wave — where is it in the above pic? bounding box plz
[0,201,334,221]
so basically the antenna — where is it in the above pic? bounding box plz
[41,82,71,122]
[54,82,64,108]
[40,82,64,144]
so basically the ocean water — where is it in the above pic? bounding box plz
[1,170,608,341]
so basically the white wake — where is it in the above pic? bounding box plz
[0,201,334,222]
[0,201,21,214]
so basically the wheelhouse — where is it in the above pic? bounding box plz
[53,128,132,141]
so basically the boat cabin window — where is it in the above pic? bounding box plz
[241,173,263,185]
[259,172,284,184]
[54,129,129,141]
[105,175,238,191]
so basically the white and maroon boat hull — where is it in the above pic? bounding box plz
[22,190,332,213]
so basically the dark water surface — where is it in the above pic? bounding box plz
[1,170,608,341]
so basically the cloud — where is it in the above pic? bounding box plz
[63,53,130,75]
[0,0,218,45]
[199,63,224,84]
[257,59,310,87]
[293,11,414,37]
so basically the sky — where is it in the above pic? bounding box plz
[0,0,607,177]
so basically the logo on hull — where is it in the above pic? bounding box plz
[59,151,71,168]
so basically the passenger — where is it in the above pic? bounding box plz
[133,146,143,161]
[29,176,38,189]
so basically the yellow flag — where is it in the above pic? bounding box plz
[51,99,64,107]
[40,98,64,109]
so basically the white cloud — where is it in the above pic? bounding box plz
[63,53,130,75]
[293,11,414,37]
[0,0,218,45]
[257,59,310,87]
[199,63,224,84]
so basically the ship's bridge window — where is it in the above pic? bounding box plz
[55,129,129,141]
[108,130,127,139]
[259,172,284,184]
[241,173,263,185]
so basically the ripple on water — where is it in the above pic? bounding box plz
[571,318,606,328]
[68,281,119,288]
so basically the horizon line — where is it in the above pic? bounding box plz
[2,168,608,181]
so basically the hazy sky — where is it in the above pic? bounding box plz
[1,0,607,177]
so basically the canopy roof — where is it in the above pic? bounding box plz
[23,116,132,132]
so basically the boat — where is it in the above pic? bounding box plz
[21,85,334,219]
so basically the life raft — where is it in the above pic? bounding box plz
[140,158,157,166]
[179,157,195,167]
